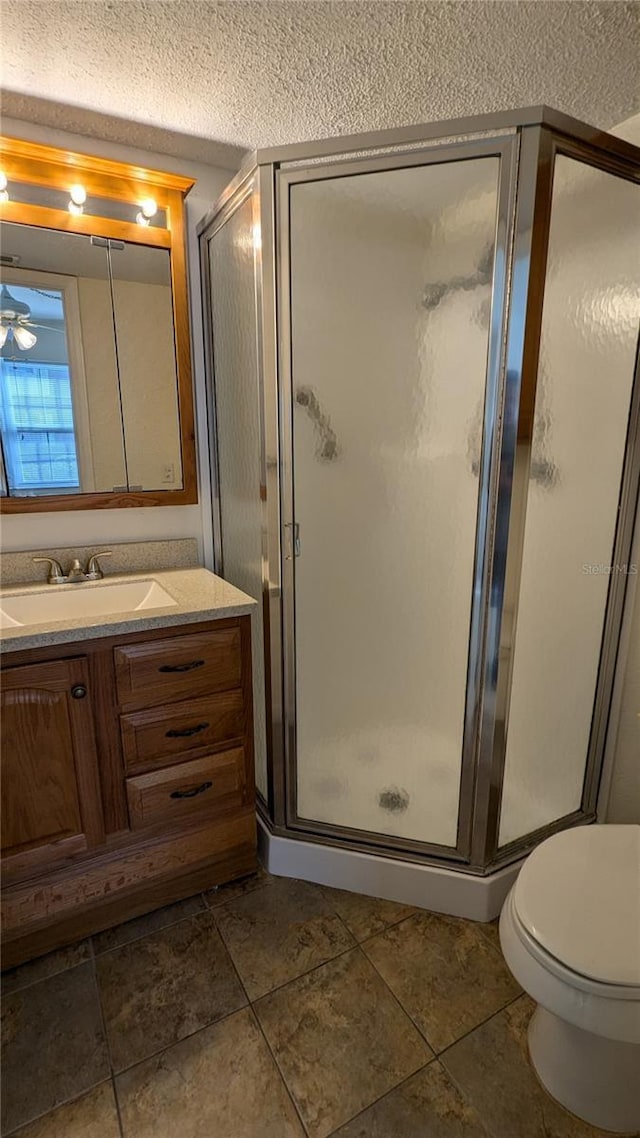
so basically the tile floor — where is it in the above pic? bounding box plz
[0,867,627,1137]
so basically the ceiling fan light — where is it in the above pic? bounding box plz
[68,200,83,216]
[136,211,150,227]
[0,284,31,319]
[12,325,37,350]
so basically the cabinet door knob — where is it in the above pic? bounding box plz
[71,684,87,699]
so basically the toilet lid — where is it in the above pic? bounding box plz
[513,825,640,986]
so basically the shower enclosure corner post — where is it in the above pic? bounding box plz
[256,159,287,827]
[470,125,556,868]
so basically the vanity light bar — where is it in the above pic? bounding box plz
[0,169,165,226]
[65,183,159,225]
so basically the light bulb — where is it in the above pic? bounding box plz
[0,190,8,204]
[68,200,83,216]
[139,197,157,219]
[136,211,150,226]
[13,325,37,350]
[0,171,7,191]
[70,183,86,205]
[0,324,8,348]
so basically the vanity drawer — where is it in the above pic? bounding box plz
[126,749,246,830]
[120,690,245,774]
[114,627,242,708]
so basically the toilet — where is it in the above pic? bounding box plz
[499,824,640,1133]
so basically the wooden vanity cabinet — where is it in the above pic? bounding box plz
[0,615,256,969]
[0,659,104,868]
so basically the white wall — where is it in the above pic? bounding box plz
[0,115,240,565]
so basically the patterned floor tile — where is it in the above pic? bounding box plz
[9,1082,120,1138]
[93,894,204,954]
[330,1061,491,1137]
[117,1007,304,1137]
[96,909,246,1071]
[255,948,432,1138]
[214,876,354,999]
[322,886,415,941]
[1,964,109,1134]
[362,910,520,1051]
[441,996,617,1137]
[204,865,273,909]
[2,941,92,997]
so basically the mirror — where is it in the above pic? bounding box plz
[0,223,183,496]
[0,133,196,510]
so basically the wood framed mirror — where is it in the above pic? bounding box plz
[0,135,197,511]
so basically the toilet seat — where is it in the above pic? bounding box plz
[500,889,640,1043]
[499,826,640,1130]
[507,890,640,1002]
[512,824,640,987]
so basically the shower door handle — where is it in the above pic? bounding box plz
[284,522,301,560]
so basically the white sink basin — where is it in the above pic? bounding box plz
[0,579,178,629]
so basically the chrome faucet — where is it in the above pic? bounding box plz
[85,551,112,580]
[32,556,67,584]
[33,551,112,584]
[67,559,88,583]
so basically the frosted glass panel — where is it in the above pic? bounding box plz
[290,158,500,846]
[499,158,639,846]
[208,198,267,798]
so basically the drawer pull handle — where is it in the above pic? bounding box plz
[71,684,87,699]
[170,780,213,800]
[166,722,210,739]
[158,660,205,674]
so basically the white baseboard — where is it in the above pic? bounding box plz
[257,816,523,922]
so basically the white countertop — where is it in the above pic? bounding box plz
[0,568,256,653]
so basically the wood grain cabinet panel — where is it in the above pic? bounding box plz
[120,689,245,773]
[114,627,242,707]
[125,749,247,830]
[1,614,256,969]
[0,658,104,863]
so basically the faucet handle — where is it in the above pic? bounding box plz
[85,550,112,580]
[33,556,67,584]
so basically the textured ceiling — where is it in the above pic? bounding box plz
[1,1,639,163]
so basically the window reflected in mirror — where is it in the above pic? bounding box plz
[1,289,80,494]
[0,221,183,497]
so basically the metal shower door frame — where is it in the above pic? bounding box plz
[275,133,521,864]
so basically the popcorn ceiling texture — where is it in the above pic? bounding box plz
[1,1,638,156]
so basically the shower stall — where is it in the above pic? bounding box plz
[199,107,640,916]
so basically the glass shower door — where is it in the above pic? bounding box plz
[281,148,509,852]
[497,155,640,848]
[206,185,269,800]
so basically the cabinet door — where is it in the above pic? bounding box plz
[1,658,104,867]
